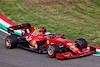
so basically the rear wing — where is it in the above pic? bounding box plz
[7,23,31,34]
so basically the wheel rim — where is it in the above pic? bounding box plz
[47,46,53,56]
[6,39,10,47]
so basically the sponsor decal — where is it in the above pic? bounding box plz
[67,43,72,46]
[32,40,36,46]
[25,36,32,41]
[32,27,39,36]
[47,40,49,44]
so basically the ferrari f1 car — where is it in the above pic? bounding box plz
[5,23,96,59]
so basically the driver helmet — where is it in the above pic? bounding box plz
[39,27,46,34]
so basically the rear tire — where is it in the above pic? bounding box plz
[75,38,87,49]
[47,44,59,58]
[5,35,18,49]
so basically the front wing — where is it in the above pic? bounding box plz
[56,47,96,59]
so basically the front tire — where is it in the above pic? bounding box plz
[75,38,87,49]
[47,44,59,58]
[5,35,18,49]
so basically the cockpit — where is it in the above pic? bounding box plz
[43,32,56,39]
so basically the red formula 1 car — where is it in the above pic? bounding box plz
[5,23,96,59]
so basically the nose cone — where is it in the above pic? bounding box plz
[70,45,82,54]
[67,43,82,55]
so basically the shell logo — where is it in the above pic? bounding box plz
[71,46,75,48]
[71,46,78,51]
[30,40,36,46]
[32,40,36,46]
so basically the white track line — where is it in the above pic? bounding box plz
[0,28,10,35]
[92,54,100,56]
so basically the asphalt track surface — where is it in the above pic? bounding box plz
[0,30,100,67]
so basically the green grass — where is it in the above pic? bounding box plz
[0,0,100,46]
[90,0,100,6]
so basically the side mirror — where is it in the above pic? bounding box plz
[61,33,64,37]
